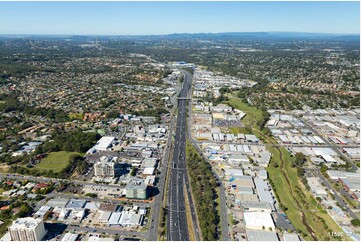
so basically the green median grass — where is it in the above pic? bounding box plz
[35,151,83,173]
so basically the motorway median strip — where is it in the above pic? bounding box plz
[184,183,196,241]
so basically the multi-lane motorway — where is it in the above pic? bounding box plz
[166,71,192,241]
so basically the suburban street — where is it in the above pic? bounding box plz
[309,168,359,219]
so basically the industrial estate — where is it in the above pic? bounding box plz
[0,4,360,242]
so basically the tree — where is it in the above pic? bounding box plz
[130,167,137,176]
[85,193,98,198]
[17,203,33,218]
[351,219,360,227]
[295,152,306,166]
[320,164,328,173]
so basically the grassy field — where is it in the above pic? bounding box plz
[226,93,345,240]
[225,95,264,128]
[35,151,83,173]
[68,112,84,120]
[228,127,253,134]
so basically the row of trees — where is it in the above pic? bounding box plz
[186,142,220,241]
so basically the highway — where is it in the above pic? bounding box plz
[182,71,201,241]
[166,71,192,241]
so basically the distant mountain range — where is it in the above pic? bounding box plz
[0,32,359,42]
[160,32,360,41]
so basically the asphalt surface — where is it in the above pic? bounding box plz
[166,71,192,241]
[181,71,200,241]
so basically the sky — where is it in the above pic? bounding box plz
[0,1,359,35]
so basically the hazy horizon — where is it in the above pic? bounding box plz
[0,31,360,37]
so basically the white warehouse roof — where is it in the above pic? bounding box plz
[243,212,275,230]
[246,230,279,241]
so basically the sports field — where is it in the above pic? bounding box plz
[35,151,83,173]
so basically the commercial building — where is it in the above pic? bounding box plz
[66,199,87,209]
[246,230,279,241]
[34,205,51,218]
[240,201,274,213]
[108,212,122,225]
[87,136,116,154]
[98,211,112,224]
[125,179,148,199]
[225,168,244,177]
[94,156,117,178]
[9,217,46,241]
[283,233,301,241]
[307,177,327,198]
[254,178,275,206]
[46,198,69,208]
[338,177,360,192]
[245,134,259,143]
[243,212,275,230]
[118,213,144,227]
[61,233,79,241]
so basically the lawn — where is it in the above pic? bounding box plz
[35,151,83,173]
[225,94,264,128]
[228,127,253,135]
